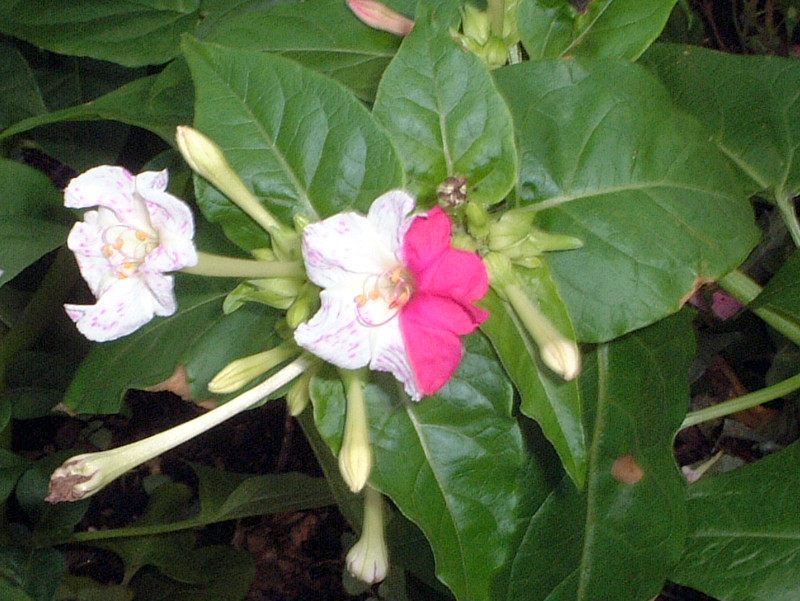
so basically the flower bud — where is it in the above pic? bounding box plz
[286,284,319,329]
[208,342,298,394]
[464,201,490,238]
[346,486,389,584]
[339,369,373,493]
[346,0,414,36]
[285,359,320,416]
[175,126,284,235]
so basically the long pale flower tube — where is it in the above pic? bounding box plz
[338,369,373,493]
[46,355,313,503]
[346,485,389,584]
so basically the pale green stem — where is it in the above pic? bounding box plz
[719,270,800,346]
[681,371,800,429]
[487,0,505,37]
[47,355,313,502]
[776,191,800,248]
[181,252,304,279]
[338,368,373,493]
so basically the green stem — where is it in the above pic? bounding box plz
[776,191,800,248]
[719,270,800,346]
[0,247,80,387]
[487,0,505,37]
[181,252,304,279]
[681,371,800,429]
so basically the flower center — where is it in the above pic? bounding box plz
[355,265,414,326]
[102,225,158,279]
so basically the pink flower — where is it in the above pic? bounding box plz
[294,190,488,400]
[64,166,197,341]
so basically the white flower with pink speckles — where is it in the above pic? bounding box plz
[294,190,489,400]
[64,166,197,342]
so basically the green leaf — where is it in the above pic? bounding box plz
[183,37,404,250]
[1,63,193,144]
[311,334,523,601]
[0,0,202,67]
[0,548,65,601]
[481,262,586,488]
[751,250,800,321]
[63,275,282,414]
[0,159,71,286]
[0,449,31,505]
[373,5,517,206]
[200,0,401,102]
[671,440,800,601]
[500,311,693,601]
[518,0,678,60]
[0,39,47,131]
[642,44,800,201]
[494,58,760,342]
[130,545,253,601]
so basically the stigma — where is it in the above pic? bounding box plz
[355,265,414,326]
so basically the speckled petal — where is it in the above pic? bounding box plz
[294,289,372,369]
[368,320,421,400]
[137,170,196,241]
[64,166,152,231]
[64,277,156,342]
[144,234,198,273]
[302,213,398,290]
[366,190,415,255]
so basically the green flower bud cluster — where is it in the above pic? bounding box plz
[488,210,582,268]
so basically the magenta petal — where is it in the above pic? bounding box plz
[399,294,487,396]
[399,299,465,396]
[402,207,450,274]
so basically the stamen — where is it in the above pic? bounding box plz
[354,266,414,327]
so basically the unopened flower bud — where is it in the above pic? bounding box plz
[286,284,318,329]
[208,342,298,394]
[285,359,320,416]
[176,126,285,235]
[504,285,581,380]
[346,0,414,36]
[346,486,389,584]
[339,369,373,493]
[464,201,490,238]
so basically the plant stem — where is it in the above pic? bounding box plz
[776,192,800,248]
[182,252,304,279]
[681,371,800,429]
[719,270,800,346]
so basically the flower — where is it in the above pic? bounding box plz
[64,166,197,341]
[346,486,389,584]
[294,190,489,400]
[346,0,414,36]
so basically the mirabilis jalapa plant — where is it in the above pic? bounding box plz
[2,0,800,599]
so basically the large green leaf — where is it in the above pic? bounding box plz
[671,441,800,601]
[641,44,800,201]
[63,275,282,414]
[0,0,202,67]
[183,37,404,250]
[481,262,586,488]
[0,40,47,131]
[1,64,193,145]
[373,4,517,206]
[751,250,800,323]
[518,0,677,60]
[200,0,401,102]
[311,334,523,601]
[0,160,71,287]
[499,311,693,601]
[493,58,760,342]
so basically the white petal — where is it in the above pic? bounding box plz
[141,271,178,316]
[294,289,371,369]
[368,320,422,400]
[65,166,152,231]
[302,212,398,290]
[64,277,156,342]
[136,170,196,241]
[143,236,198,273]
[367,189,415,253]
